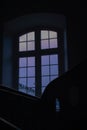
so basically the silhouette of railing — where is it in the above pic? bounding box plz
[19,83,35,96]
[0,117,21,130]
[0,85,40,130]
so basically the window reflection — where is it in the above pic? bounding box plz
[56,98,60,112]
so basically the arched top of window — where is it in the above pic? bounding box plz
[4,13,66,35]
[19,30,58,52]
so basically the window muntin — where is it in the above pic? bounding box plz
[41,31,58,49]
[19,58,27,67]
[41,31,57,39]
[41,31,49,39]
[41,54,59,93]
[18,30,60,97]
[49,31,57,38]
[50,39,57,48]
[28,41,35,51]
[18,56,35,96]
[27,32,35,41]
[19,42,27,52]
[19,32,35,52]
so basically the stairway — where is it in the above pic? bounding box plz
[0,59,87,129]
[0,85,40,130]
[0,117,21,130]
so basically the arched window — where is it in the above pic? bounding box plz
[17,29,64,97]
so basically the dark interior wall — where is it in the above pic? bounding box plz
[0,23,3,84]
[67,11,87,69]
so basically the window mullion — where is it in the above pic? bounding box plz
[58,30,64,75]
[35,30,41,97]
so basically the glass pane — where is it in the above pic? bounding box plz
[41,31,48,39]
[41,40,49,49]
[19,68,26,77]
[50,55,58,64]
[50,39,57,48]
[19,78,26,88]
[41,55,49,65]
[42,76,49,87]
[28,57,35,66]
[19,88,27,93]
[19,42,26,51]
[27,87,35,96]
[19,58,26,67]
[28,78,35,87]
[50,75,58,82]
[28,32,35,41]
[42,66,49,76]
[19,34,26,42]
[50,65,58,75]
[49,31,57,38]
[28,67,35,77]
[42,86,46,93]
[19,78,27,93]
[28,41,35,51]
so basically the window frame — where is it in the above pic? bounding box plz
[13,27,65,97]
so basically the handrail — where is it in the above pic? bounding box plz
[0,85,40,101]
[0,117,21,130]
